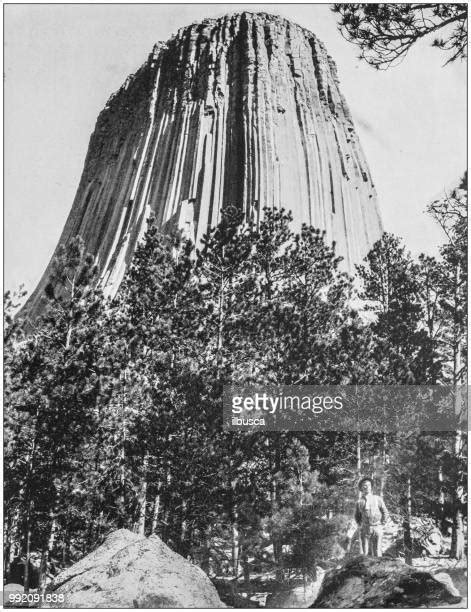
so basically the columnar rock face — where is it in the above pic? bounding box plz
[25,11,382,315]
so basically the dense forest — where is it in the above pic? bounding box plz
[4,176,467,595]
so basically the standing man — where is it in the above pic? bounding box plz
[354,477,389,557]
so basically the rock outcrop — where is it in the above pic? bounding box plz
[311,556,462,608]
[24,11,382,317]
[43,529,224,608]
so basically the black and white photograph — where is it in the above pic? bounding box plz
[3,3,468,608]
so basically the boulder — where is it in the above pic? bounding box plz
[4,584,25,608]
[311,556,462,608]
[43,529,225,608]
[432,572,461,598]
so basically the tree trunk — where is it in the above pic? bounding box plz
[356,433,363,554]
[161,505,171,542]
[4,508,20,580]
[23,414,39,594]
[298,466,304,505]
[95,510,104,543]
[215,260,226,375]
[231,512,239,579]
[438,464,445,525]
[356,433,362,480]
[151,488,161,535]
[450,498,465,560]
[24,517,32,593]
[136,454,149,536]
[39,513,58,593]
[4,533,11,581]
[63,532,71,567]
[449,261,465,559]
[39,486,61,593]
[200,527,211,575]
[241,546,250,589]
[180,498,189,555]
[118,369,128,525]
[380,433,387,496]
[273,539,283,581]
[450,430,465,560]
[404,476,413,566]
[271,438,284,582]
[61,509,71,567]
[39,550,48,594]
[449,346,465,558]
[228,434,240,584]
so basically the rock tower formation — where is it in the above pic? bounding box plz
[25,12,382,315]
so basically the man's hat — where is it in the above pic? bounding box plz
[358,477,373,489]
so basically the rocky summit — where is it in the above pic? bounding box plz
[25,12,382,317]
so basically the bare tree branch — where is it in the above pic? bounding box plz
[333,3,467,69]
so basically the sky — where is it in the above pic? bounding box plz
[4,3,467,296]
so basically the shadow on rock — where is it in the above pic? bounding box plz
[311,556,462,608]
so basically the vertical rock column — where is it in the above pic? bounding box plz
[24,12,382,317]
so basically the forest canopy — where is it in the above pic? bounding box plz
[4,178,467,594]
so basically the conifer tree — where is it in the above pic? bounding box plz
[4,237,107,590]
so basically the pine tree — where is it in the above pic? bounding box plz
[357,232,436,384]
[4,237,106,590]
[427,176,467,560]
